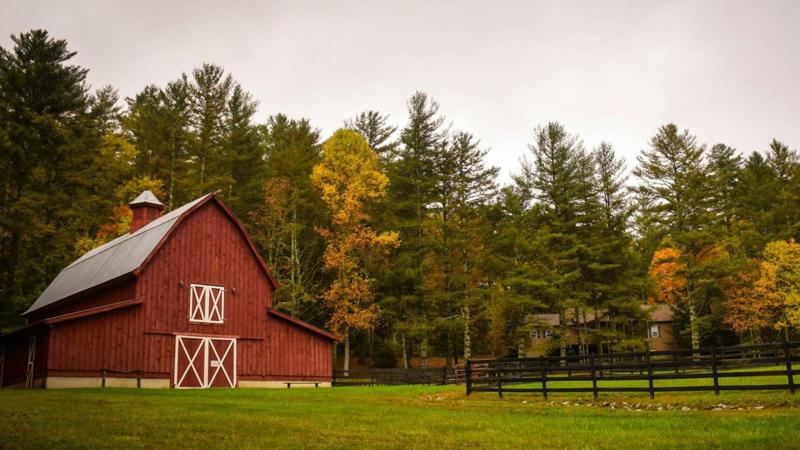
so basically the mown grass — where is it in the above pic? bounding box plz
[0,382,799,449]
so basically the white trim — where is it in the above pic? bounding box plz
[174,335,236,388]
[25,336,36,389]
[189,284,225,324]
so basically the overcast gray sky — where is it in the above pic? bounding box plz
[3,0,799,181]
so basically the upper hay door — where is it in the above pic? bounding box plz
[189,284,225,324]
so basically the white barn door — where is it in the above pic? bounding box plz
[174,336,236,388]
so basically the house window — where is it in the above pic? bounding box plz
[530,329,553,339]
[189,284,225,324]
[649,324,660,338]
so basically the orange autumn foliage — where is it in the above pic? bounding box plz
[647,246,686,305]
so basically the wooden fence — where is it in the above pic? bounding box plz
[466,341,799,399]
[333,367,454,386]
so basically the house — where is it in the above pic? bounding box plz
[524,304,675,357]
[0,191,337,389]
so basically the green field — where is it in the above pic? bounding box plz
[1,383,799,449]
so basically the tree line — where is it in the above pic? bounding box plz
[2,30,800,369]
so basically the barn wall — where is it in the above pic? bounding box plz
[138,200,334,382]
[245,315,333,381]
[45,304,144,378]
[137,201,275,377]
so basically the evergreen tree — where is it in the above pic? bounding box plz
[221,85,262,218]
[188,64,233,193]
[345,110,397,159]
[0,30,105,329]
[514,122,596,356]
[249,114,324,321]
[124,79,192,208]
[384,92,447,366]
[634,124,716,350]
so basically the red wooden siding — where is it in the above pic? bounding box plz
[137,201,267,380]
[46,303,144,378]
[255,315,332,380]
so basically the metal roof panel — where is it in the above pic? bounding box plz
[24,194,210,315]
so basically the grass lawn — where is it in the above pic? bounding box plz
[1,383,800,449]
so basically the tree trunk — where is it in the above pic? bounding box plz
[420,334,428,368]
[689,301,700,352]
[559,309,567,366]
[402,333,409,369]
[462,305,472,361]
[343,329,350,376]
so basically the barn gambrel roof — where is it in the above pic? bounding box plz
[24,193,278,316]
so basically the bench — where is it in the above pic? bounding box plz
[284,381,320,388]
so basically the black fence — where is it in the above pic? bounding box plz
[333,367,455,387]
[466,341,799,399]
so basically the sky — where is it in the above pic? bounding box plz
[3,0,800,182]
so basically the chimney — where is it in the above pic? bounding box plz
[129,190,164,233]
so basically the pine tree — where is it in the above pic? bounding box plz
[514,122,596,356]
[250,114,324,320]
[428,131,498,363]
[706,143,742,240]
[124,79,192,208]
[384,92,447,367]
[345,110,397,160]
[0,30,104,329]
[188,64,232,191]
[222,85,263,218]
[634,124,716,350]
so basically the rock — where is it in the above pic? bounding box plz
[681,406,690,411]
[754,406,765,410]
[657,407,663,411]
[712,407,723,411]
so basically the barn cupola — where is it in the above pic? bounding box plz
[129,190,164,233]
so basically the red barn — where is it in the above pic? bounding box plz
[0,191,336,389]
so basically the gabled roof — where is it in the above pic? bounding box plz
[24,193,278,317]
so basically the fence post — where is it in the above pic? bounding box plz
[590,353,598,400]
[540,356,548,399]
[442,366,447,385]
[784,341,795,394]
[137,371,142,389]
[672,351,679,374]
[332,368,337,387]
[465,360,472,395]
[646,351,654,399]
[101,369,106,388]
[711,346,720,396]
[496,359,503,399]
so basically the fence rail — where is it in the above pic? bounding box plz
[333,367,454,387]
[466,341,799,399]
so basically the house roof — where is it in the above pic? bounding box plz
[529,304,674,328]
[642,303,673,322]
[24,192,278,317]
